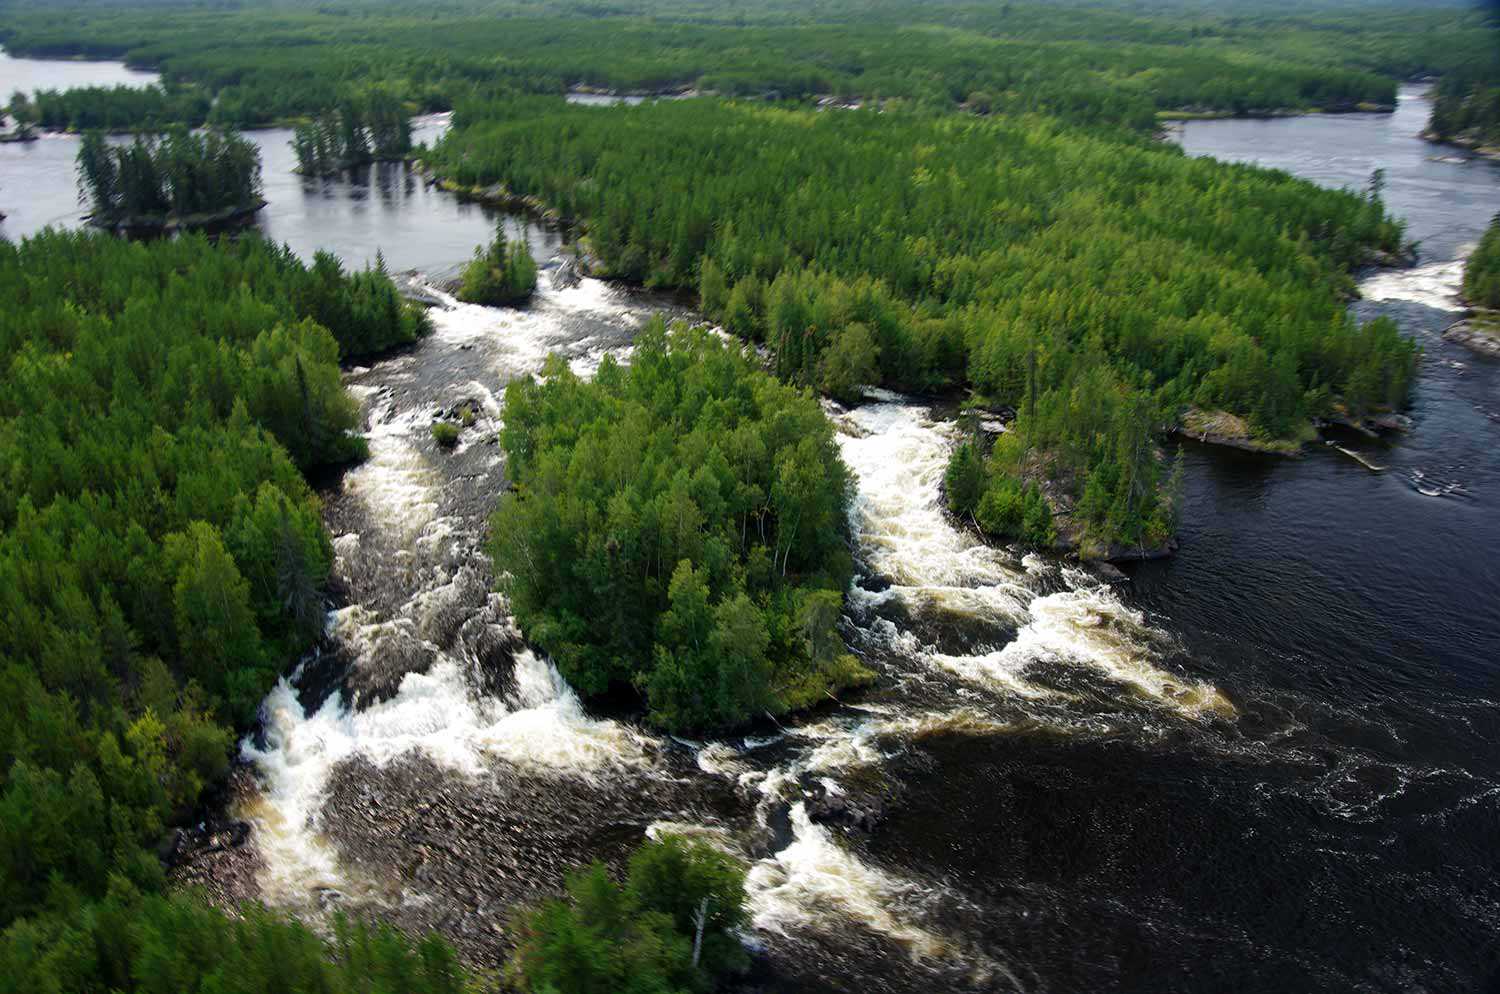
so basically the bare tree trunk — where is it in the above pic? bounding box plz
[691,897,711,968]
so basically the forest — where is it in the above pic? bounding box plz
[76,128,263,227]
[0,224,739,990]
[2,0,1497,990]
[491,322,868,731]
[24,83,210,132]
[1464,214,1500,311]
[0,0,1493,133]
[429,94,1415,549]
[0,230,456,990]
[1427,70,1500,151]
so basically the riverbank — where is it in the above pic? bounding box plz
[1157,100,1395,122]
[1443,313,1500,356]
[1421,128,1500,162]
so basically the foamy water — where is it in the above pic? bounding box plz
[1359,252,1470,312]
[837,396,1230,718]
[746,803,948,960]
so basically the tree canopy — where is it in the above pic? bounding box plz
[0,230,445,985]
[458,224,538,307]
[431,95,1415,549]
[492,321,868,731]
[76,128,262,227]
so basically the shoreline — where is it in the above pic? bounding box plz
[87,198,266,232]
[1419,129,1500,163]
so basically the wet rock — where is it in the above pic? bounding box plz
[319,750,745,969]
[165,767,265,909]
[1443,317,1500,358]
[857,574,893,594]
[799,776,888,833]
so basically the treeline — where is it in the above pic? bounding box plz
[0,230,433,985]
[28,84,210,132]
[292,91,412,176]
[4,0,1488,133]
[492,322,868,731]
[1464,214,1500,311]
[77,128,262,226]
[431,96,1415,549]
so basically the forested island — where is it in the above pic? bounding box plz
[2,0,1499,991]
[291,93,411,175]
[494,323,867,731]
[76,128,264,229]
[458,225,538,306]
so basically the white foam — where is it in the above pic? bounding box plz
[993,581,1231,717]
[1359,254,1468,312]
[837,400,1029,600]
[345,401,440,540]
[239,642,653,907]
[746,803,947,960]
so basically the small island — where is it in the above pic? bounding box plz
[457,224,538,306]
[291,93,412,176]
[491,322,871,732]
[77,128,265,231]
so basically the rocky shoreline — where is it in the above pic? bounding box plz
[88,198,267,232]
[1443,315,1500,357]
[1420,129,1500,162]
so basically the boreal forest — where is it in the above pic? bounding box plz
[0,0,1497,992]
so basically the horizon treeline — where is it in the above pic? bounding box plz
[0,0,1492,133]
[430,95,1416,549]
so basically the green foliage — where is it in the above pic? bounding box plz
[975,477,1056,548]
[1428,64,1500,150]
[946,439,1056,547]
[1463,214,1500,311]
[0,889,469,994]
[491,320,862,731]
[292,91,413,176]
[817,322,880,405]
[431,421,460,448]
[431,95,1415,548]
[76,127,262,226]
[0,230,423,941]
[31,83,210,132]
[9,0,1489,132]
[509,835,747,993]
[458,225,538,306]
[943,441,988,520]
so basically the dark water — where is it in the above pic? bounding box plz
[5,57,1499,993]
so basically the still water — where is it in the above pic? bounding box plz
[3,54,1498,992]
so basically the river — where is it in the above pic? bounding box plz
[3,54,1499,993]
